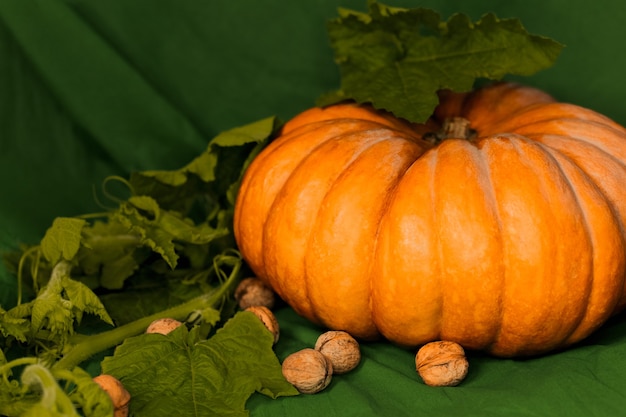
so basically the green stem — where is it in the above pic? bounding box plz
[0,357,39,376]
[52,258,241,371]
[21,364,76,413]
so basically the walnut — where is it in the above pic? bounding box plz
[415,341,469,387]
[314,330,361,374]
[93,374,131,417]
[282,348,333,394]
[234,277,276,310]
[145,318,183,335]
[245,305,280,344]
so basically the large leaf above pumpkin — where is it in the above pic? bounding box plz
[318,0,564,123]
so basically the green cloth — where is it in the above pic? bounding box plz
[2,0,626,415]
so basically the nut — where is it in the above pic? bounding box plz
[234,277,276,310]
[93,374,131,417]
[145,318,183,335]
[415,341,469,387]
[282,348,333,394]
[314,331,361,374]
[245,305,279,344]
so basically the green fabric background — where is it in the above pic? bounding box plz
[1,0,625,415]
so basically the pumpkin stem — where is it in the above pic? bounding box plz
[442,117,473,139]
[424,117,476,144]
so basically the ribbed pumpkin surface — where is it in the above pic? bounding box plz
[234,82,626,357]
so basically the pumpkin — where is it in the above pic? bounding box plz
[233,82,626,357]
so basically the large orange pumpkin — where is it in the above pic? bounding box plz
[233,82,626,357]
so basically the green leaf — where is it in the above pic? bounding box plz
[101,312,298,417]
[31,261,113,342]
[99,277,205,325]
[77,220,141,290]
[139,116,276,185]
[129,116,277,216]
[0,306,31,342]
[320,0,564,123]
[210,117,277,203]
[59,367,115,417]
[30,280,74,337]
[61,276,114,326]
[115,196,179,268]
[41,218,87,264]
[115,196,229,269]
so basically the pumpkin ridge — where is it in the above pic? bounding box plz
[524,139,597,345]
[427,139,503,343]
[470,136,508,353]
[370,145,442,344]
[514,122,626,168]
[436,82,555,131]
[543,134,626,191]
[537,144,626,345]
[529,133,626,235]
[265,124,417,328]
[537,133,626,312]
[234,119,370,285]
[522,136,584,349]
[541,132,626,313]
[486,104,626,142]
[429,145,445,342]
[272,127,390,320]
[485,136,534,355]
[472,102,552,133]
[236,117,416,292]
[488,135,612,355]
[366,140,423,340]
[302,127,425,337]
[299,128,388,320]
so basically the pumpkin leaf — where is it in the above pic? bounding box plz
[101,312,298,417]
[319,0,564,123]
[113,196,230,270]
[40,218,87,265]
[0,306,31,343]
[129,116,277,215]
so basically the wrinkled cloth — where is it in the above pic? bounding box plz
[1,1,626,416]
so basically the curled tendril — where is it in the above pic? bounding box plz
[91,175,135,211]
[16,245,42,306]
